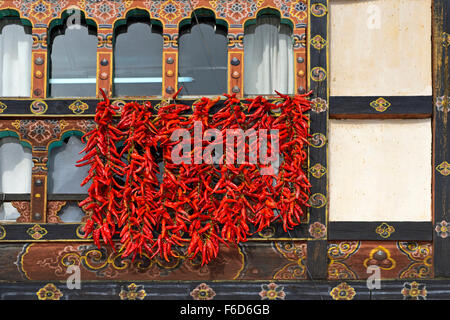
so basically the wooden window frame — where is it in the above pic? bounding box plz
[0,0,447,284]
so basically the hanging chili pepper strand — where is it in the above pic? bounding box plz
[78,89,124,250]
[272,91,313,231]
[210,94,255,244]
[115,101,161,260]
[155,102,194,262]
[78,90,313,265]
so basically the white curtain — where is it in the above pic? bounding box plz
[244,16,294,95]
[0,24,32,97]
[0,137,32,220]
[48,135,91,194]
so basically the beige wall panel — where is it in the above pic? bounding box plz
[329,119,431,221]
[329,0,432,96]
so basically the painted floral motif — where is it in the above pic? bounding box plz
[309,221,326,239]
[435,95,449,113]
[310,34,327,50]
[273,0,307,21]
[369,97,391,112]
[11,120,68,146]
[310,97,327,113]
[78,0,132,25]
[27,224,48,240]
[436,161,450,176]
[289,1,307,21]
[36,283,63,300]
[190,283,216,300]
[259,283,286,300]
[442,32,450,47]
[119,283,146,300]
[76,119,97,133]
[375,222,395,239]
[0,102,7,113]
[144,0,198,24]
[435,221,449,238]
[68,100,89,115]
[330,282,356,300]
[401,281,427,300]
[309,163,326,179]
[27,121,53,143]
[210,0,263,24]
[13,0,68,22]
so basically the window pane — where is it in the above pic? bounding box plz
[0,137,32,193]
[329,119,431,222]
[0,21,32,97]
[50,25,97,97]
[48,135,91,194]
[178,22,227,96]
[244,15,294,95]
[114,21,163,96]
[59,203,84,222]
[0,203,20,221]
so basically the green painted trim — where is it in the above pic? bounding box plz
[112,8,163,46]
[0,9,33,29]
[47,9,98,43]
[244,8,294,30]
[0,130,32,150]
[179,8,229,31]
[47,130,84,155]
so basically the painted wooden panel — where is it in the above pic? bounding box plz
[329,0,432,96]
[328,241,433,280]
[328,119,432,222]
[2,242,308,281]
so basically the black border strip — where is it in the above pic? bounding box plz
[329,96,432,117]
[306,0,329,279]
[0,223,88,241]
[433,0,450,277]
[0,280,447,300]
[328,222,432,241]
[0,223,313,242]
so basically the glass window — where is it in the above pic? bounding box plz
[0,136,32,221]
[59,203,85,222]
[0,18,32,97]
[244,15,294,96]
[48,135,91,194]
[114,17,163,97]
[0,137,32,194]
[178,17,227,96]
[49,20,97,97]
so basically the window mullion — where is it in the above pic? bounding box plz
[162,29,178,99]
[97,28,113,98]
[31,27,47,99]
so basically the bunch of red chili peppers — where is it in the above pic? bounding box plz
[78,89,312,265]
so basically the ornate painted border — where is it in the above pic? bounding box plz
[432,0,450,277]
[305,0,328,279]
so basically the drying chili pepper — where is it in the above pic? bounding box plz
[79,89,312,265]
